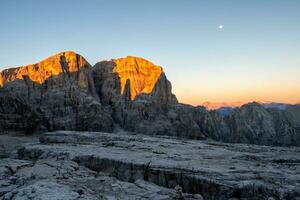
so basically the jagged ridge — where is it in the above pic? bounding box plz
[0,51,89,87]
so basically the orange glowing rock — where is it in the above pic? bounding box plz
[0,51,87,87]
[0,75,3,87]
[112,56,163,100]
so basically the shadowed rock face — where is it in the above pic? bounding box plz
[222,102,300,146]
[0,96,42,134]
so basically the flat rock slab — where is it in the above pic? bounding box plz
[0,134,38,158]
[1,157,199,200]
[18,131,300,200]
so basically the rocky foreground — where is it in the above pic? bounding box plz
[0,131,299,200]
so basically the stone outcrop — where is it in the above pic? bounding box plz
[112,56,163,100]
[0,96,42,134]
[0,51,88,87]
[0,134,203,200]
[0,157,201,200]
[93,57,206,139]
[222,103,300,146]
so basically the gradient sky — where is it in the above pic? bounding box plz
[0,0,299,105]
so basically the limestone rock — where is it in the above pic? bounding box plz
[0,51,89,87]
[112,56,163,100]
[223,102,300,146]
[0,95,43,134]
[0,51,113,133]
[0,154,201,199]
[93,56,206,139]
[17,131,300,200]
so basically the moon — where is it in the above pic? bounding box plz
[219,25,223,29]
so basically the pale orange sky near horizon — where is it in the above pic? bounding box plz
[176,88,300,106]
[171,72,300,105]
[166,60,300,105]
[173,81,300,105]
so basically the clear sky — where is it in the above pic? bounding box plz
[0,0,299,105]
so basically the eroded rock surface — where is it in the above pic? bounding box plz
[0,142,202,200]
[223,103,300,146]
[15,131,300,200]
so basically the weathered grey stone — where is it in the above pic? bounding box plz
[18,131,300,200]
[223,102,300,146]
[0,51,113,133]
[0,157,201,200]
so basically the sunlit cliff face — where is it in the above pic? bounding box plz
[0,53,162,101]
[0,51,87,87]
[112,56,163,100]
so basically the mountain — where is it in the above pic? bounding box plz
[0,52,203,139]
[261,102,289,110]
[202,101,296,110]
[92,57,204,138]
[0,51,88,87]
[201,101,245,110]
[0,51,113,133]
[0,51,299,146]
[112,56,163,100]
[223,102,300,146]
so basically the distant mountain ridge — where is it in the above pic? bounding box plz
[0,51,299,146]
[201,101,298,110]
[201,101,245,110]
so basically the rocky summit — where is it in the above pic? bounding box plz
[112,56,163,100]
[0,51,113,133]
[0,51,300,200]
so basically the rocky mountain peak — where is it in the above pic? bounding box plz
[0,51,89,87]
[112,56,163,100]
[0,51,299,147]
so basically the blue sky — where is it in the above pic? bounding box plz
[0,0,299,104]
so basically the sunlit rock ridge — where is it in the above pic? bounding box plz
[0,53,163,102]
[0,51,88,87]
[0,51,299,147]
[112,56,163,100]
